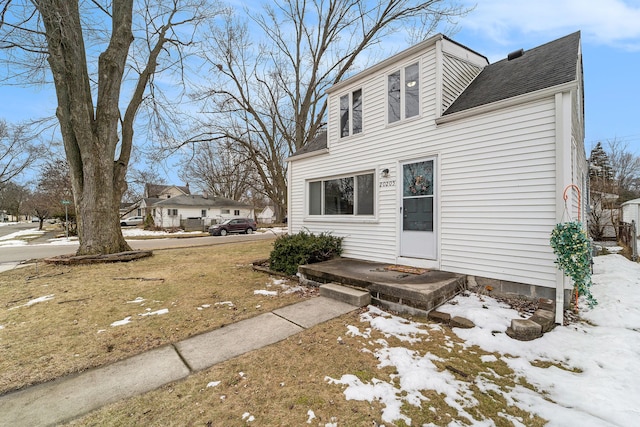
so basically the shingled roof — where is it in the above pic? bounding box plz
[444,32,581,115]
[144,183,190,198]
[153,194,251,208]
[290,131,327,157]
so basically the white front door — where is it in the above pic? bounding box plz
[400,158,436,259]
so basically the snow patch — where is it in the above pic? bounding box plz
[138,308,168,317]
[254,290,277,296]
[110,316,132,327]
[9,294,55,310]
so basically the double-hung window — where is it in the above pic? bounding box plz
[340,89,363,138]
[388,62,420,123]
[308,173,374,216]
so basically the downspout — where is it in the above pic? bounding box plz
[287,161,292,235]
[554,91,573,324]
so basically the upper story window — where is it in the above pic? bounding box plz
[308,172,374,216]
[340,89,363,138]
[388,62,419,123]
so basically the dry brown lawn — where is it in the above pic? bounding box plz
[2,238,548,426]
[0,240,310,395]
[67,310,546,427]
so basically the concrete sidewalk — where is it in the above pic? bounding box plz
[0,296,357,427]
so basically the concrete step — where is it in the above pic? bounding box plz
[299,259,466,316]
[319,283,371,307]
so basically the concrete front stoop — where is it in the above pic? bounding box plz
[299,258,466,316]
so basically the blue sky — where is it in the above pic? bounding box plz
[1,0,639,184]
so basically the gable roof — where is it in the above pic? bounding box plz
[444,32,581,115]
[152,194,252,208]
[144,183,191,198]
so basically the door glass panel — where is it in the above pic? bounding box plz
[403,161,433,197]
[403,160,434,232]
[403,197,433,231]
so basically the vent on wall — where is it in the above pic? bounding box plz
[507,49,524,61]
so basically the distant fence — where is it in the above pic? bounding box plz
[181,218,206,232]
[618,220,638,261]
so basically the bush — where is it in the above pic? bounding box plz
[269,230,343,275]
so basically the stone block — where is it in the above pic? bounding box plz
[450,316,475,329]
[427,310,451,324]
[538,298,555,312]
[529,309,556,333]
[319,283,370,307]
[507,319,542,341]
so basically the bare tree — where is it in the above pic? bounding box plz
[180,139,259,201]
[0,1,222,255]
[0,181,30,220]
[189,0,468,221]
[123,166,165,203]
[0,119,39,188]
[604,138,640,202]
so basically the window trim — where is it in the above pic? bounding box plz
[307,171,376,217]
[387,61,421,125]
[339,88,363,138]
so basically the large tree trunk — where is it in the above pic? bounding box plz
[37,0,133,255]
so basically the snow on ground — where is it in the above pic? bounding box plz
[0,228,45,246]
[328,254,640,426]
[8,294,55,310]
[0,225,285,247]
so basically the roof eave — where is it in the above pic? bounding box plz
[327,34,443,95]
[436,81,578,126]
[287,147,330,162]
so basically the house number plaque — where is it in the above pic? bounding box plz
[379,180,396,188]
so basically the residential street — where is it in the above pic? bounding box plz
[0,228,277,265]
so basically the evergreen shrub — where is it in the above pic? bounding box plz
[269,230,343,276]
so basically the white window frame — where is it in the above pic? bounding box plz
[339,88,363,138]
[387,61,420,124]
[307,171,375,217]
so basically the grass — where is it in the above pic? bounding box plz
[2,238,551,425]
[67,311,547,427]
[0,240,310,395]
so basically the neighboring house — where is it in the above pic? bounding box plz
[137,183,191,218]
[150,194,254,228]
[119,202,137,218]
[622,198,640,235]
[288,32,587,320]
[257,206,276,224]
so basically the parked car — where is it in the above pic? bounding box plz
[120,216,144,226]
[209,218,257,236]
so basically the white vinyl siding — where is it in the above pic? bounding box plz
[290,37,582,290]
[441,53,484,112]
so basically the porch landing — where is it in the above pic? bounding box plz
[298,258,466,315]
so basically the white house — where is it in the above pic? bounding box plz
[256,206,277,224]
[150,194,254,228]
[287,32,587,321]
[622,198,640,235]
